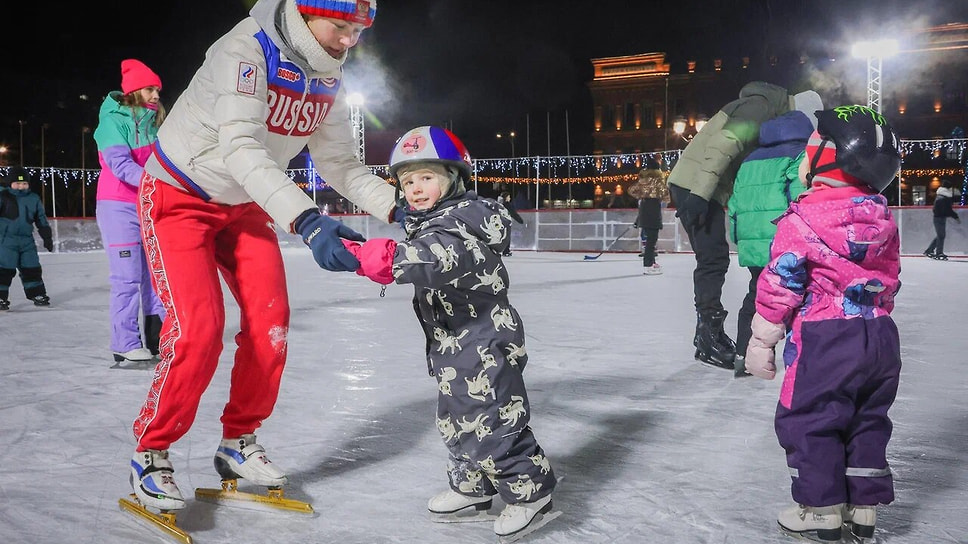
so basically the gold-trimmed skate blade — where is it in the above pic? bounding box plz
[497,510,562,543]
[118,495,193,544]
[194,479,314,514]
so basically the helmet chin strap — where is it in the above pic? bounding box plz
[807,137,842,184]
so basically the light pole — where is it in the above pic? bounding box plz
[496,131,516,158]
[80,126,91,218]
[851,39,900,114]
[18,120,25,166]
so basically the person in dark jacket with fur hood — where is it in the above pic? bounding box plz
[666,81,822,371]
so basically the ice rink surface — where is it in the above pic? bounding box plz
[1,249,966,544]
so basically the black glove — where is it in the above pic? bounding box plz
[294,209,366,272]
[39,225,53,252]
[0,191,17,220]
[675,193,710,229]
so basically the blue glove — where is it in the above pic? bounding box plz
[392,205,407,227]
[676,193,710,228]
[294,209,366,272]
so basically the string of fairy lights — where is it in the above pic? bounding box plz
[3,139,967,205]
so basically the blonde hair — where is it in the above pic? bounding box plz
[397,162,454,196]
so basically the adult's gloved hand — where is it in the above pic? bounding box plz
[342,239,397,285]
[38,225,53,252]
[675,193,710,229]
[294,209,366,272]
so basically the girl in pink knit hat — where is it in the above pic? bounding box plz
[93,58,165,366]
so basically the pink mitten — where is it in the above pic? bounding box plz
[356,238,397,285]
[745,313,786,380]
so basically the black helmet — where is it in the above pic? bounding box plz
[813,105,901,193]
[1,166,32,188]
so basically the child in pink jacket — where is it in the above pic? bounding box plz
[745,106,902,543]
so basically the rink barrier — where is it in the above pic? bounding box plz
[42,206,964,257]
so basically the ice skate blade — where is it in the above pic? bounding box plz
[429,507,498,523]
[694,349,735,370]
[111,360,155,370]
[119,495,193,544]
[778,521,842,543]
[195,479,314,515]
[498,510,562,543]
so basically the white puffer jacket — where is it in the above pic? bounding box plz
[143,0,395,233]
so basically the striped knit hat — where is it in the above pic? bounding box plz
[295,0,376,27]
[804,129,864,188]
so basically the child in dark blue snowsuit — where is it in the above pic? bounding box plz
[0,167,53,310]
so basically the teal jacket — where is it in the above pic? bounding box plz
[0,187,49,244]
[728,110,812,268]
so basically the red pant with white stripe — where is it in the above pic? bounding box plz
[133,175,290,450]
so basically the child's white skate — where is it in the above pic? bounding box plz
[195,434,313,514]
[494,494,561,543]
[427,489,497,522]
[843,504,876,542]
[777,503,843,542]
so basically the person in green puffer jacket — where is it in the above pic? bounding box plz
[728,109,814,376]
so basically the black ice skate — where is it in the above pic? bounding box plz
[694,310,736,370]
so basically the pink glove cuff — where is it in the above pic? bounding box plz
[358,239,397,285]
[751,313,785,347]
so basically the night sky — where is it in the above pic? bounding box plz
[3,0,967,167]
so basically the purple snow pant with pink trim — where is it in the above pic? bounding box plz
[96,200,165,353]
[775,316,900,507]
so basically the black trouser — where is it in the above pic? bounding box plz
[670,185,730,314]
[926,217,948,255]
[641,228,660,266]
[735,266,764,358]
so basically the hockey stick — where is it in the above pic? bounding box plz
[583,225,634,260]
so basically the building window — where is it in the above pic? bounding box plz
[624,103,636,130]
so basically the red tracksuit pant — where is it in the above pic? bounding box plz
[133,175,290,450]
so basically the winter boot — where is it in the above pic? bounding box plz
[777,503,843,542]
[844,504,876,540]
[427,489,495,522]
[130,449,186,511]
[113,347,154,363]
[214,434,288,487]
[0,299,9,311]
[145,314,163,357]
[694,310,736,369]
[643,263,662,275]
[494,494,557,542]
[934,253,949,260]
[31,295,50,306]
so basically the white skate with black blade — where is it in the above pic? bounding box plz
[427,489,498,522]
[494,494,561,543]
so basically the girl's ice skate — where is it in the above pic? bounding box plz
[777,503,843,542]
[427,489,497,522]
[844,504,876,541]
[494,494,561,543]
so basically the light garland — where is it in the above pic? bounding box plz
[2,141,965,203]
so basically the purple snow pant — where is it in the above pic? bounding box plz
[775,316,900,507]
[96,200,165,353]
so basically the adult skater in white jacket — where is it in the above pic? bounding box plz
[128,0,395,511]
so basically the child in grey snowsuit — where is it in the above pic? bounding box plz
[342,126,557,542]
[0,167,52,310]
